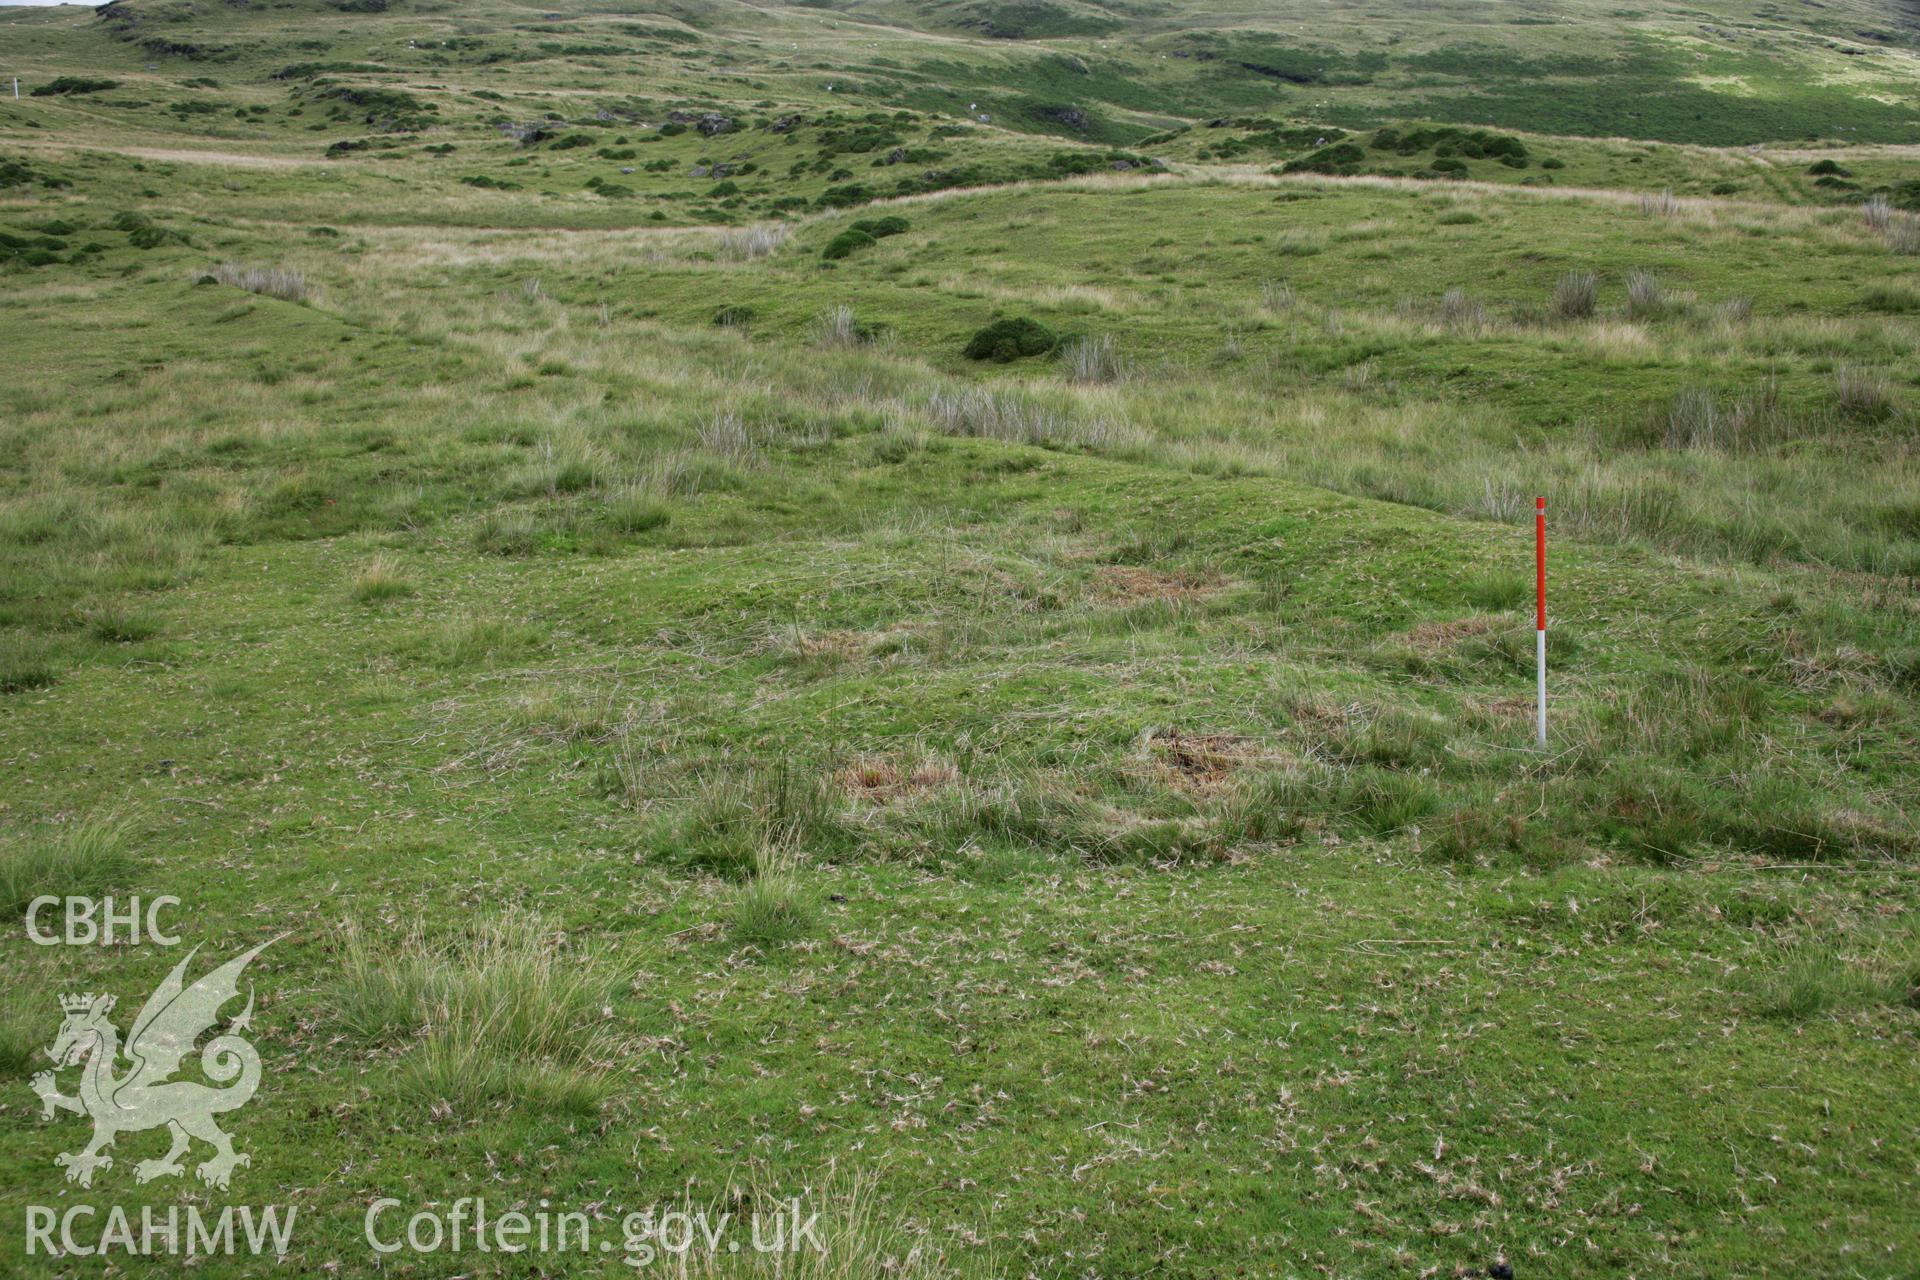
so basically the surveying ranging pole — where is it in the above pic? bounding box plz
[1535,496,1548,749]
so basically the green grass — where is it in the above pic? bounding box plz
[0,817,136,917]
[1,1,1918,1275]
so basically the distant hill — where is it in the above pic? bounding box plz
[23,0,1919,146]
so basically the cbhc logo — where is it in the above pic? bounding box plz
[26,896,182,946]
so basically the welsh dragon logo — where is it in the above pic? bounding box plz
[30,939,277,1190]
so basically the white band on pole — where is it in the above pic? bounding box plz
[1535,496,1547,750]
[1536,629,1547,749]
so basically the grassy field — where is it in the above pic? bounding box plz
[2,0,1919,1276]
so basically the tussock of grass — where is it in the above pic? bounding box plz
[699,413,763,467]
[813,304,872,349]
[1552,270,1599,319]
[602,485,671,533]
[1638,188,1681,218]
[348,552,411,603]
[923,386,1141,451]
[472,510,541,556]
[1862,285,1920,314]
[404,615,543,668]
[1438,287,1485,332]
[637,768,853,878]
[1057,333,1125,384]
[508,434,606,497]
[0,816,135,916]
[84,602,162,643]
[641,1174,953,1279]
[728,873,819,948]
[642,449,752,497]
[1625,268,1666,319]
[1649,383,1795,453]
[0,985,43,1079]
[510,684,625,743]
[211,262,312,303]
[1464,569,1529,611]
[0,635,62,696]
[714,222,789,261]
[1833,365,1893,421]
[1747,943,1886,1020]
[332,913,613,1113]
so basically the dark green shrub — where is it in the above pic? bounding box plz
[31,77,119,97]
[822,228,875,260]
[963,317,1058,362]
[850,215,908,238]
[1282,142,1366,175]
[127,225,185,250]
[816,184,872,209]
[712,304,755,326]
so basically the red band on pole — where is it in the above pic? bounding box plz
[1535,497,1546,632]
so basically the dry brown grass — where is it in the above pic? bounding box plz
[1095,566,1221,602]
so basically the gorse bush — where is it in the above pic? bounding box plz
[850,215,909,239]
[31,77,118,96]
[822,228,876,261]
[963,316,1058,362]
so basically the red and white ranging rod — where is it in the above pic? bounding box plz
[1535,496,1548,749]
